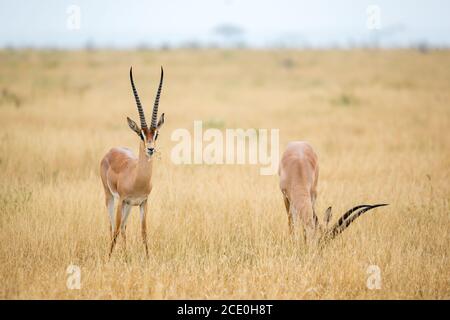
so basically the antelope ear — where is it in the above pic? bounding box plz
[324,206,332,226]
[156,113,165,129]
[127,117,141,135]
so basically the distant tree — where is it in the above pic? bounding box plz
[213,24,245,48]
[84,39,96,52]
[415,41,429,54]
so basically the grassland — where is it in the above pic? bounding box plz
[0,49,449,299]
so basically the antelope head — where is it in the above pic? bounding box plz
[127,67,165,159]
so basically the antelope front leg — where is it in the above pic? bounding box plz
[283,194,294,236]
[120,204,132,248]
[109,200,123,258]
[140,200,149,258]
[105,196,115,239]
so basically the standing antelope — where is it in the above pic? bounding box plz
[100,67,165,258]
[279,141,387,245]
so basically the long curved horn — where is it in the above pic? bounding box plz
[334,204,373,228]
[150,66,164,129]
[129,67,147,129]
[321,204,389,242]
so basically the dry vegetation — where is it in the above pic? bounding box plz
[0,49,449,299]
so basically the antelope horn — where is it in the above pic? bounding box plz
[321,204,389,242]
[335,204,373,228]
[150,66,164,129]
[129,67,147,129]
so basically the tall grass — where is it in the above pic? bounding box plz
[0,49,449,299]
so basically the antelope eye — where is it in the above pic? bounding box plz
[154,132,159,140]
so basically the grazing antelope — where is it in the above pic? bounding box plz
[100,67,165,258]
[279,141,387,246]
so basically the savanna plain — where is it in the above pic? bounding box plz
[0,49,449,299]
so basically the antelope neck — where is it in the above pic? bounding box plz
[134,140,153,187]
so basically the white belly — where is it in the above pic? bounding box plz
[124,196,147,206]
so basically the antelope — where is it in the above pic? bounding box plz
[100,67,165,258]
[278,141,388,246]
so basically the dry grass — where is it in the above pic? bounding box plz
[0,49,449,299]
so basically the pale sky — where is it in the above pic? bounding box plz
[1,0,449,48]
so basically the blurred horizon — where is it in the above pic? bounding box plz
[1,0,450,50]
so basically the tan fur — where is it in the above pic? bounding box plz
[100,67,164,259]
[101,145,153,201]
[279,141,321,244]
[101,137,156,257]
[279,141,389,247]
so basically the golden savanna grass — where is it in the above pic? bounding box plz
[0,49,449,299]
